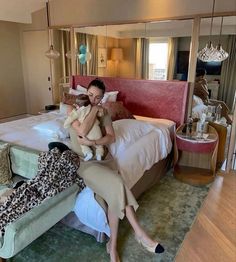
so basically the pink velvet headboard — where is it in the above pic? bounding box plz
[71,76,189,127]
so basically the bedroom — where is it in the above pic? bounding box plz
[0,0,236,261]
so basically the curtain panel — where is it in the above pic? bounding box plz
[135,38,149,79]
[76,33,98,76]
[219,35,236,111]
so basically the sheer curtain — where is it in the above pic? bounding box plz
[60,30,71,78]
[76,33,87,76]
[76,33,98,76]
[219,35,236,111]
[135,38,149,79]
[167,37,178,80]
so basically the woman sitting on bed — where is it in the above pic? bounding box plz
[67,78,164,262]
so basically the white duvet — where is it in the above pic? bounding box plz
[110,119,172,188]
[0,111,70,151]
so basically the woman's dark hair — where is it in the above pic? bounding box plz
[88,78,106,94]
[196,68,207,77]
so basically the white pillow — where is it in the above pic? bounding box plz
[32,118,69,140]
[101,91,119,104]
[69,87,87,96]
[192,95,204,107]
[109,119,156,157]
[76,84,87,93]
[73,187,110,236]
[192,104,208,119]
[59,102,68,116]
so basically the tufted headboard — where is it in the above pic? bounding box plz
[71,76,189,127]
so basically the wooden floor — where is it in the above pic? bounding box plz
[175,171,236,262]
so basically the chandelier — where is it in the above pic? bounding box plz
[197,0,228,62]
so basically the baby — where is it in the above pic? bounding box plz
[64,94,104,161]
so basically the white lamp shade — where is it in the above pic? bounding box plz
[111,48,123,61]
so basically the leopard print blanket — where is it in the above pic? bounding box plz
[0,148,85,237]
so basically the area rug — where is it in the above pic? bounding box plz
[12,171,210,262]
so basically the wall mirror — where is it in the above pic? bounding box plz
[54,16,236,113]
[197,16,236,112]
[56,19,195,82]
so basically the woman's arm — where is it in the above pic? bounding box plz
[67,105,100,137]
[93,123,116,145]
[76,122,116,146]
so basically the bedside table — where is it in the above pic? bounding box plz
[173,124,218,186]
[38,109,50,115]
[38,105,59,115]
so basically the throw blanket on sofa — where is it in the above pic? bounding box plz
[0,148,85,237]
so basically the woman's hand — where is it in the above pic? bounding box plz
[77,136,95,146]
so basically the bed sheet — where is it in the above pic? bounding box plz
[134,115,176,140]
[0,111,71,151]
[110,119,172,188]
[192,104,208,119]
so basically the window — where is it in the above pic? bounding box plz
[149,40,169,80]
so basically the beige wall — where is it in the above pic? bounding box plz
[0,21,26,119]
[97,36,118,77]
[20,8,47,32]
[96,36,136,78]
[119,38,136,78]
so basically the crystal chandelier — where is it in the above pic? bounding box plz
[45,1,60,59]
[197,0,228,62]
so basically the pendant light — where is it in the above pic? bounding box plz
[197,0,229,62]
[197,0,217,62]
[215,17,229,62]
[45,1,60,59]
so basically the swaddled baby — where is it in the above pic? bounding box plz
[64,94,104,161]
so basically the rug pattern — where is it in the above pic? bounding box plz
[12,172,210,262]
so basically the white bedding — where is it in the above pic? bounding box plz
[192,104,208,119]
[0,111,173,236]
[134,115,176,140]
[0,111,70,151]
[110,119,172,188]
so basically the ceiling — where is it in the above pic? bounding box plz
[0,0,46,23]
[0,0,235,34]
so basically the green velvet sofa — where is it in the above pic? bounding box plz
[0,143,80,260]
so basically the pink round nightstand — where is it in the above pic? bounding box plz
[173,124,219,186]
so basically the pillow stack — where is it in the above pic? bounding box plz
[102,101,135,121]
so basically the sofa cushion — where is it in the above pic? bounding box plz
[0,143,12,185]
[10,146,39,180]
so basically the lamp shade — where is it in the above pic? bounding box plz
[111,48,123,61]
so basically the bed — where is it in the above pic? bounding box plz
[0,76,189,244]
